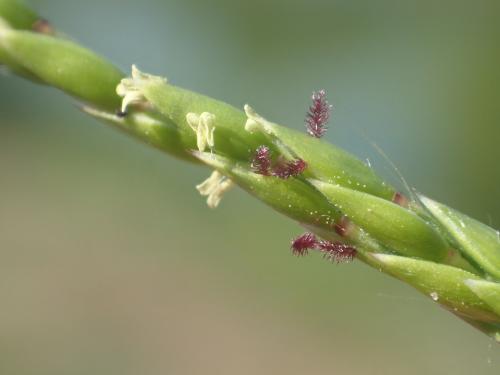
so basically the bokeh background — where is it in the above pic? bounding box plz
[1,0,500,374]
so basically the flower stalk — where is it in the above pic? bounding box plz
[1,0,499,342]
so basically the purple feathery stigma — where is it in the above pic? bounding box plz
[305,90,332,138]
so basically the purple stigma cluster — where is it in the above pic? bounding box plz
[251,145,273,176]
[252,90,340,261]
[305,90,332,138]
[251,146,307,179]
[291,232,357,263]
[271,158,308,179]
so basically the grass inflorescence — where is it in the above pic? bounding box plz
[0,0,499,342]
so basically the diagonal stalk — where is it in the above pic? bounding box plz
[1,0,499,341]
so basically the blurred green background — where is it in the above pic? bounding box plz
[1,0,499,374]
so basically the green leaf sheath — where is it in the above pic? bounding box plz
[0,28,124,110]
[311,181,449,262]
[0,0,55,81]
[266,125,395,200]
[82,107,199,164]
[465,280,500,316]
[1,0,499,339]
[420,195,500,281]
[369,254,500,324]
[0,0,37,29]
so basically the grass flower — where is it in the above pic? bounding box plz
[1,0,499,342]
